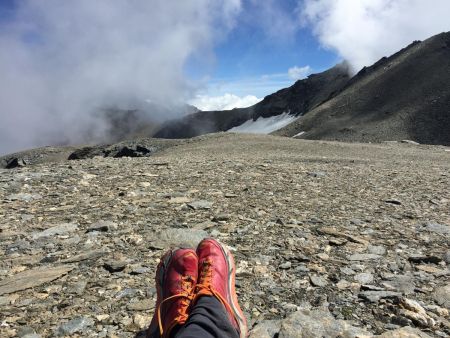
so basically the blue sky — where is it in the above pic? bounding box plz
[188,1,340,98]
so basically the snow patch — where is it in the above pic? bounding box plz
[228,113,298,134]
[293,131,305,138]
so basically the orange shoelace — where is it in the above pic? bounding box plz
[194,259,236,323]
[157,275,195,337]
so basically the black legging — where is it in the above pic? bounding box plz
[171,296,239,338]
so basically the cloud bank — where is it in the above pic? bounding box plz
[0,0,242,155]
[190,94,262,111]
[300,0,450,73]
[288,65,312,80]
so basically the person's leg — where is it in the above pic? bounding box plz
[147,249,199,338]
[172,296,239,338]
[172,238,248,338]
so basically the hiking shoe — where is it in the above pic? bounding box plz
[194,238,248,338]
[147,248,198,338]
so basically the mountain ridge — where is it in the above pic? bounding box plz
[155,32,450,145]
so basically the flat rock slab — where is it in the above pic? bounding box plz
[359,291,402,303]
[433,284,450,309]
[32,223,79,239]
[348,254,382,261]
[0,265,74,295]
[187,200,213,210]
[377,326,432,337]
[156,228,208,247]
[278,307,371,338]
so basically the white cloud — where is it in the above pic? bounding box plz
[299,0,450,73]
[190,94,262,111]
[288,65,312,80]
[0,0,242,155]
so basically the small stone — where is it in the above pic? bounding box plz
[348,253,381,261]
[103,261,127,273]
[336,280,351,290]
[86,221,117,233]
[384,199,402,205]
[354,273,374,284]
[212,214,231,222]
[368,245,386,255]
[309,275,328,287]
[307,171,326,177]
[96,314,110,322]
[133,314,148,330]
[127,299,156,311]
[66,280,88,295]
[316,253,329,261]
[187,200,213,210]
[57,317,94,336]
[279,262,292,269]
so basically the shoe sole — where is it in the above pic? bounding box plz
[217,241,248,338]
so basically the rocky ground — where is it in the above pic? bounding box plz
[0,133,449,338]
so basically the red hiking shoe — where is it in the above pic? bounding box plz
[147,248,198,338]
[194,238,248,338]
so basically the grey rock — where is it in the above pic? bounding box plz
[0,295,11,306]
[382,275,415,295]
[66,280,88,295]
[0,266,74,295]
[56,316,94,336]
[279,262,292,269]
[6,157,27,169]
[378,326,432,337]
[421,222,450,235]
[7,193,42,202]
[432,284,450,309]
[86,220,117,232]
[249,320,281,338]
[60,249,107,263]
[408,254,442,264]
[307,171,327,178]
[16,326,36,337]
[384,199,402,205]
[22,334,42,338]
[444,250,450,264]
[278,307,370,337]
[188,200,213,210]
[354,273,374,284]
[156,228,208,247]
[348,253,381,261]
[358,291,401,303]
[32,223,79,239]
[130,266,151,275]
[368,245,386,255]
[103,260,127,273]
[309,275,328,287]
[213,214,231,222]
